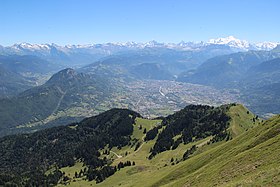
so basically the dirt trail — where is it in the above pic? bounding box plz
[134,132,147,154]
[110,150,122,158]
[197,138,211,147]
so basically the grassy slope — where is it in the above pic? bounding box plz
[227,104,261,137]
[152,115,280,187]
[57,105,279,187]
[57,117,209,187]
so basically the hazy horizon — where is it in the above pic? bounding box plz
[1,35,279,47]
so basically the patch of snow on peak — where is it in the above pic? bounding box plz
[255,42,279,51]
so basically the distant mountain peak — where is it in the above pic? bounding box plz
[209,35,237,42]
[63,68,76,74]
[208,36,240,43]
[207,36,279,51]
[255,42,278,51]
[50,68,77,78]
[208,36,250,50]
[272,44,280,52]
[12,42,53,51]
[46,68,86,87]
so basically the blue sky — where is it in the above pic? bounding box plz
[0,0,279,46]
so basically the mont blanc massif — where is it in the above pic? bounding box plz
[0,36,280,186]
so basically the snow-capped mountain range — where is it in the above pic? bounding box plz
[207,36,278,51]
[0,36,278,68]
[1,36,278,53]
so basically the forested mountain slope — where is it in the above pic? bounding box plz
[0,104,271,187]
